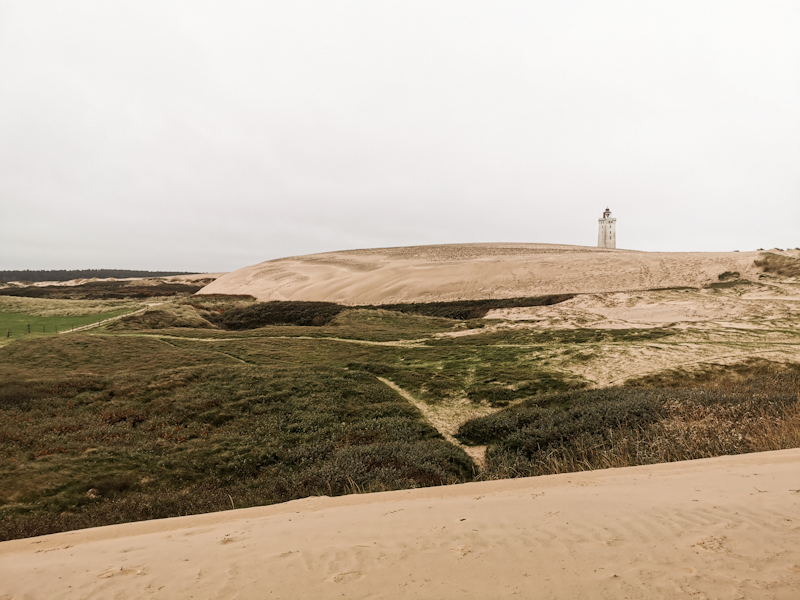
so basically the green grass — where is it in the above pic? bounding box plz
[0,308,135,340]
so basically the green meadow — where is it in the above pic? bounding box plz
[0,308,135,339]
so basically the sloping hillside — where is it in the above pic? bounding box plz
[198,243,762,304]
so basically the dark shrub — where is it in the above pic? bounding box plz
[377,294,575,320]
[210,301,346,328]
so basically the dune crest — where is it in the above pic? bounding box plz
[198,243,762,303]
[2,449,799,599]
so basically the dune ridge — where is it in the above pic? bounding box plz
[2,449,799,598]
[198,243,763,303]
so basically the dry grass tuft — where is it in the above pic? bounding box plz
[107,304,216,330]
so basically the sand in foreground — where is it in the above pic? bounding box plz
[2,450,799,599]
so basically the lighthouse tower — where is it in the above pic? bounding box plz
[598,208,616,249]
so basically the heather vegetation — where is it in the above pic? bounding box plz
[458,361,800,479]
[208,300,346,328]
[1,289,800,541]
[374,294,576,320]
[188,294,577,328]
[0,336,473,541]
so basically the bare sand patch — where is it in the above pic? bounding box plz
[487,286,800,329]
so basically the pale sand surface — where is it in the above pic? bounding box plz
[485,286,800,329]
[2,449,799,599]
[197,243,771,303]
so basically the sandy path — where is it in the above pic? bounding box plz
[2,449,799,599]
[60,306,152,334]
[377,377,489,468]
[116,332,429,347]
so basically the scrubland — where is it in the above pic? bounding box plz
[1,266,800,541]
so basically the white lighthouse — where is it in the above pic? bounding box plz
[598,208,616,249]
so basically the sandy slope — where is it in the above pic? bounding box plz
[197,243,764,303]
[2,449,799,599]
[485,285,800,328]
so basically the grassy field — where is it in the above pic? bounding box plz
[0,297,142,346]
[1,292,799,541]
[0,308,135,339]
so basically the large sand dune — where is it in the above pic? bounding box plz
[198,243,763,304]
[2,449,799,599]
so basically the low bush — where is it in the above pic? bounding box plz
[208,301,347,328]
[718,271,740,281]
[376,295,575,320]
[457,389,664,446]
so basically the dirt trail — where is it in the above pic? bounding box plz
[376,377,489,469]
[115,333,429,347]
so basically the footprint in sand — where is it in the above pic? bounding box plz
[98,565,146,578]
[330,571,363,583]
[695,535,734,554]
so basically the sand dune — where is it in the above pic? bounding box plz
[197,243,765,303]
[2,449,799,598]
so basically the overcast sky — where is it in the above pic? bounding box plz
[2,1,798,272]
